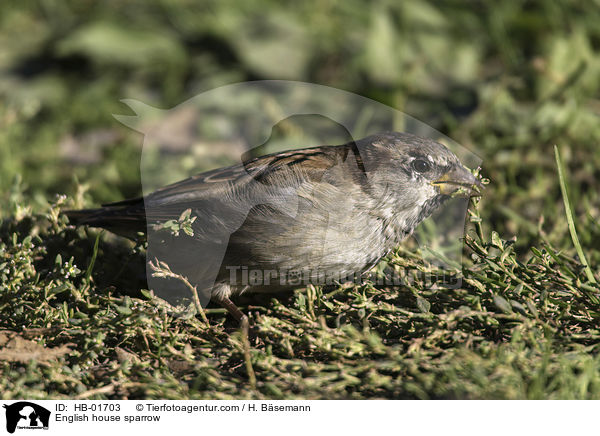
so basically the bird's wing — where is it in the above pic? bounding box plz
[141,142,364,220]
[68,141,367,240]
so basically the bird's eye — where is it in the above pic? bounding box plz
[412,159,431,173]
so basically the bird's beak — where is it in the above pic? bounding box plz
[432,165,482,197]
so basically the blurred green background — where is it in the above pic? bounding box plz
[2,0,599,260]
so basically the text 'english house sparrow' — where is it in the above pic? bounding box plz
[65,132,482,323]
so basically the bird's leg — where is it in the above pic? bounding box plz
[213,296,249,328]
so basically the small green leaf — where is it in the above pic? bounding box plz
[493,295,512,313]
[500,246,513,263]
[48,283,70,296]
[510,300,527,315]
[526,299,539,318]
[296,293,306,310]
[416,296,431,313]
[321,300,334,310]
[491,231,504,249]
[115,305,132,316]
[179,208,192,221]
[531,247,544,258]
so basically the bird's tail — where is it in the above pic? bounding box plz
[63,199,146,239]
[63,207,108,226]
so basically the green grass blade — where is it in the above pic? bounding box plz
[554,145,596,284]
[85,231,103,283]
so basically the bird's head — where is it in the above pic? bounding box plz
[358,132,481,223]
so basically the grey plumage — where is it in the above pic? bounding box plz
[65,131,480,321]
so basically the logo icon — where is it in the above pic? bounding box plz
[3,402,50,434]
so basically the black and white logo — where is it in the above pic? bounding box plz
[2,402,50,434]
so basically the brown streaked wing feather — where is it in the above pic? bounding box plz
[143,143,354,217]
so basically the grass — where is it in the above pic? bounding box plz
[554,145,596,285]
[0,190,599,399]
[1,0,600,399]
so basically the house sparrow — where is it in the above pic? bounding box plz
[65,131,481,322]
